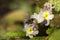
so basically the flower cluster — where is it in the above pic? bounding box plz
[24,2,54,38]
[31,2,54,26]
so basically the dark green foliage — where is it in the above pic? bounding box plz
[34,6,40,14]
[46,28,54,35]
[5,31,26,38]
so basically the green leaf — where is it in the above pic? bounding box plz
[5,31,26,38]
[34,6,40,13]
[48,29,60,40]
[48,0,60,12]
[29,36,44,40]
[46,28,54,35]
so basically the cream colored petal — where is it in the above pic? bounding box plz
[24,24,28,31]
[33,30,39,36]
[31,13,42,23]
[33,28,37,31]
[45,20,50,26]
[26,33,29,36]
[31,13,38,18]
[29,35,33,38]
[26,32,33,38]
[49,14,54,20]
[37,15,44,23]
[31,13,44,23]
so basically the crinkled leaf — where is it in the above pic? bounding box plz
[48,29,60,40]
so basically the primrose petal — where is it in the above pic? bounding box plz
[49,14,54,20]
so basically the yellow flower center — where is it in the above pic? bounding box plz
[43,12,49,19]
[27,27,33,34]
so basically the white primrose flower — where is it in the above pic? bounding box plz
[42,11,54,26]
[44,2,55,13]
[31,13,44,23]
[39,2,54,26]
[26,26,34,38]
[24,24,39,38]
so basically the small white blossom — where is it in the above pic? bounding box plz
[45,19,50,26]
[39,11,54,26]
[33,30,39,36]
[31,13,44,23]
[44,2,53,12]
[39,2,54,26]
[24,23,39,38]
